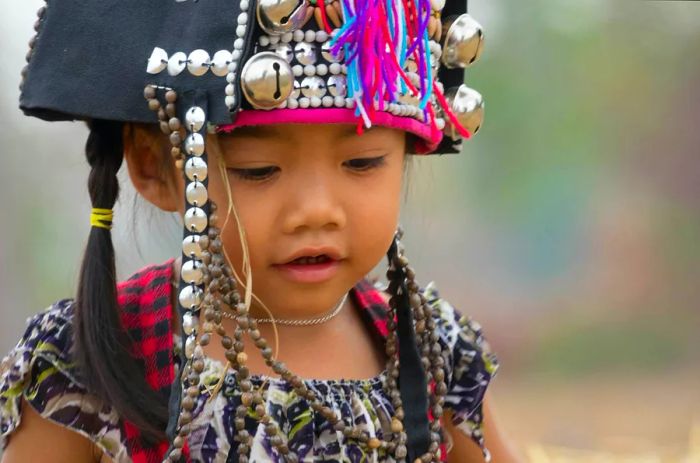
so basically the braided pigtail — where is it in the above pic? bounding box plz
[73,119,168,444]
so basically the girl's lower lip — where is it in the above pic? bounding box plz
[273,260,341,284]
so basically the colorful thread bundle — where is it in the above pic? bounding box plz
[329,0,471,138]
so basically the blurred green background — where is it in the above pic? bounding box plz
[1,0,699,459]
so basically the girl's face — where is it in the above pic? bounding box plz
[202,124,406,316]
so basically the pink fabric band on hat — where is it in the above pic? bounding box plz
[217,108,443,154]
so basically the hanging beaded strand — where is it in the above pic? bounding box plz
[143,85,185,171]
[386,229,448,462]
[181,208,431,461]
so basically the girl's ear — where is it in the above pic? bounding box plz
[123,123,184,213]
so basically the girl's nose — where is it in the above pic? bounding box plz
[281,171,347,234]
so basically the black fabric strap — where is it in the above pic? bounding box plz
[388,239,431,460]
[165,89,210,463]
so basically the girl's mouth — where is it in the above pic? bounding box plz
[274,254,341,284]
[288,255,332,265]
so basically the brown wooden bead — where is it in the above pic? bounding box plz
[159,121,170,134]
[254,404,266,416]
[241,392,253,406]
[391,418,403,433]
[165,103,177,118]
[169,131,181,146]
[165,90,178,103]
[236,352,248,365]
[367,438,381,449]
[148,98,161,111]
[144,86,156,100]
[168,117,181,131]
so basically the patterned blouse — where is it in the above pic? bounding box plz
[0,260,499,462]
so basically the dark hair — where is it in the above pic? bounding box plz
[74,119,168,444]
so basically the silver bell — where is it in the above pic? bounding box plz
[443,85,484,139]
[441,14,484,69]
[241,51,294,110]
[257,0,311,35]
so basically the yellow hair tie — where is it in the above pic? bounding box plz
[90,208,114,230]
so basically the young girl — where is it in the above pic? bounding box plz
[1,0,520,461]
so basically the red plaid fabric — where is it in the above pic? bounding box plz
[117,261,442,461]
[117,258,189,463]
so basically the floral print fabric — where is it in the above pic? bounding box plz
[0,266,498,462]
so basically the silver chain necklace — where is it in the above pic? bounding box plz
[221,293,349,326]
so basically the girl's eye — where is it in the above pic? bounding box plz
[343,155,387,171]
[228,166,279,181]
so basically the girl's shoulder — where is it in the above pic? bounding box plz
[0,298,130,462]
[421,282,500,457]
[0,258,177,462]
[357,279,499,456]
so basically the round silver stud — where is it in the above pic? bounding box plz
[327,75,347,97]
[187,49,211,76]
[182,311,198,336]
[240,51,294,110]
[182,234,203,258]
[441,14,484,69]
[185,334,197,358]
[443,84,484,138]
[211,50,233,77]
[256,0,311,35]
[186,180,208,206]
[181,259,204,285]
[168,52,187,76]
[290,79,301,99]
[185,157,208,182]
[184,207,208,233]
[272,43,294,63]
[179,286,203,311]
[294,41,317,65]
[147,47,168,74]
[300,76,326,98]
[185,133,205,156]
[185,107,206,132]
